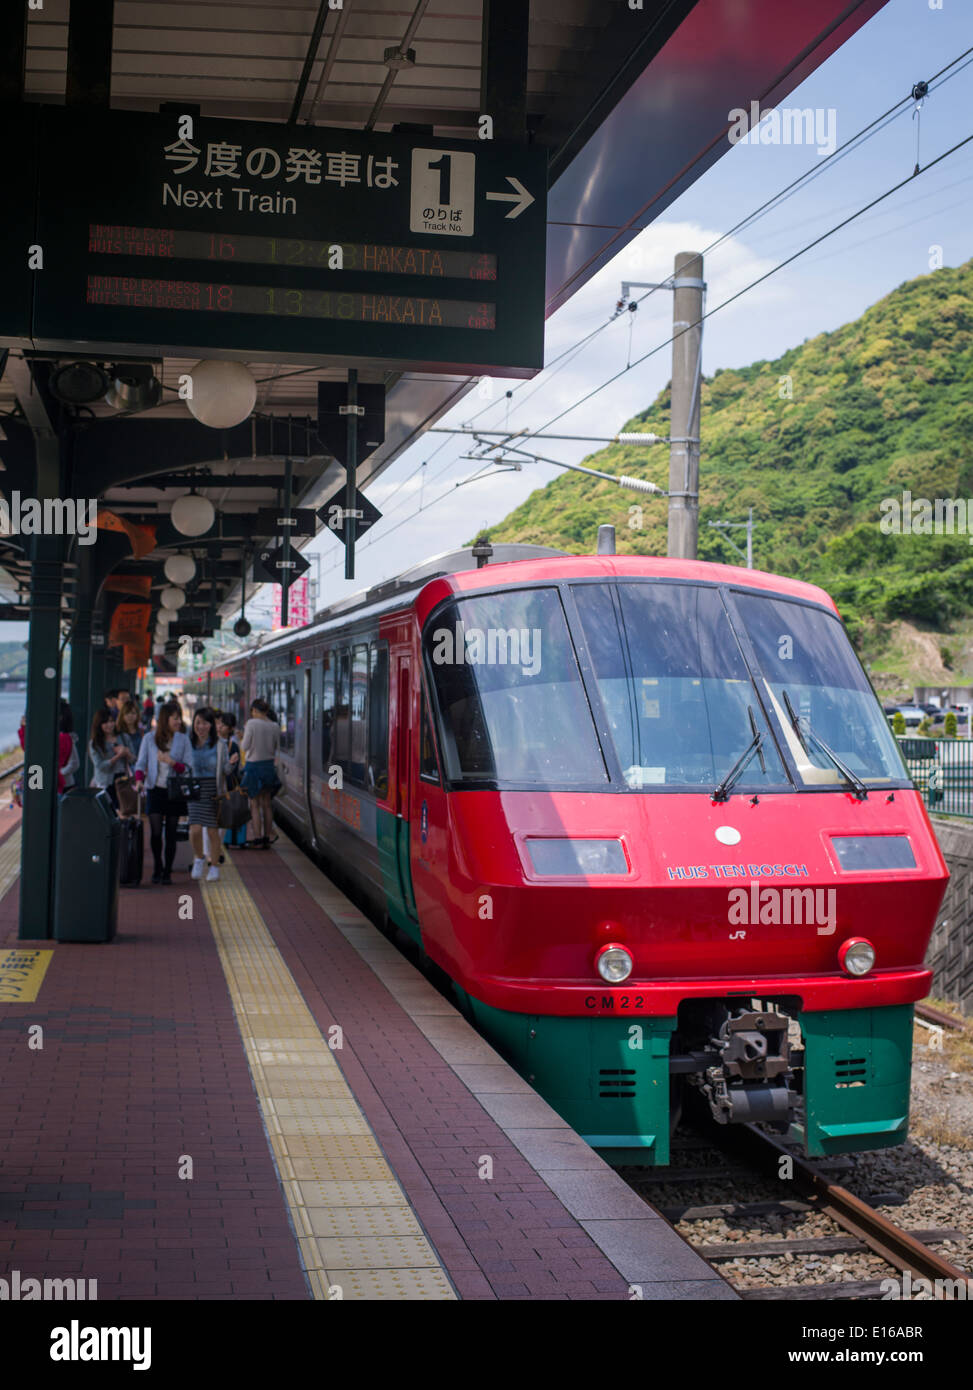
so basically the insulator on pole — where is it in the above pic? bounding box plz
[619,475,666,494]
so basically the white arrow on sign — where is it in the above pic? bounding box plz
[485,176,534,219]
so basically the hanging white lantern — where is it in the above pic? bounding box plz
[185,359,256,430]
[164,553,196,584]
[171,492,215,537]
[161,586,185,610]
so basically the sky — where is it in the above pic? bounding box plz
[304,0,973,605]
[4,0,971,646]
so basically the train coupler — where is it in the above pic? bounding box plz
[691,1007,798,1129]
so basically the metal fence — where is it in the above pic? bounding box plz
[897,736,973,819]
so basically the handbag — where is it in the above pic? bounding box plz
[167,773,201,801]
[114,775,140,818]
[217,786,250,830]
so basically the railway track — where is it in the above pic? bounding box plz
[627,1124,970,1301]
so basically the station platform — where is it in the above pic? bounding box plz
[0,808,733,1301]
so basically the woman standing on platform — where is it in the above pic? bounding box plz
[116,699,142,765]
[134,700,192,885]
[89,708,128,806]
[240,698,280,850]
[187,706,228,882]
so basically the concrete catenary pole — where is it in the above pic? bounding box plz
[667,251,704,559]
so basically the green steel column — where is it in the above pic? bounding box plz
[19,508,68,939]
[68,549,93,755]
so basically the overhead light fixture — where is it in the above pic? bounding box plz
[185,359,256,429]
[171,491,215,537]
[104,363,162,413]
[160,585,185,610]
[234,617,251,638]
[164,553,196,584]
[49,361,110,405]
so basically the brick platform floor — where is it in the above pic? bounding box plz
[0,837,307,1300]
[0,817,729,1300]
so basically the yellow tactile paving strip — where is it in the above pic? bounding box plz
[0,827,22,904]
[199,854,455,1301]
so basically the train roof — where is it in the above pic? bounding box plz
[212,548,840,668]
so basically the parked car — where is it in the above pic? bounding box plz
[892,706,926,728]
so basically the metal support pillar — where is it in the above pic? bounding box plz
[19,436,68,940]
[667,251,704,560]
[344,370,358,582]
[69,547,93,746]
[480,0,529,143]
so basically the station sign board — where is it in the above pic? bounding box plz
[31,106,548,376]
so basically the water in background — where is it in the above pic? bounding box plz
[0,690,25,752]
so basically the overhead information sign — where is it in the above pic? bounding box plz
[32,107,548,376]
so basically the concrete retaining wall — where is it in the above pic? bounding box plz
[928,817,973,1016]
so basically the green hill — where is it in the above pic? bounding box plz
[483,259,973,696]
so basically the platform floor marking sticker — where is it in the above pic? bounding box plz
[199,854,455,1301]
[0,947,53,1002]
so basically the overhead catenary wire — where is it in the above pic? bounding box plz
[319,123,973,579]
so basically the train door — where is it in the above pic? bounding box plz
[394,655,419,926]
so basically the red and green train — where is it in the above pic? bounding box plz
[200,545,948,1165]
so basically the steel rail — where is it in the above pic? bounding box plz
[734,1125,969,1294]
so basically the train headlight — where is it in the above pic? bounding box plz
[596,944,633,983]
[839,938,876,977]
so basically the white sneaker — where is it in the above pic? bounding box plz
[191,858,205,880]
[206,865,220,882]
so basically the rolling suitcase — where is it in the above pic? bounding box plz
[118,815,144,887]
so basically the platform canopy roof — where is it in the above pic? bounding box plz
[0,0,888,642]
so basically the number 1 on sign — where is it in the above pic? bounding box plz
[409,149,476,237]
[427,154,452,205]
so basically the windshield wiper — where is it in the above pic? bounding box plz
[712,706,765,802]
[782,690,868,801]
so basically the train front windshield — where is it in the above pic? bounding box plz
[425,581,906,791]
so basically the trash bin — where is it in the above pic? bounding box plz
[54,788,121,942]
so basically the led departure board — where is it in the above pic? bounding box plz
[32,107,547,375]
[86,275,497,329]
[88,225,498,281]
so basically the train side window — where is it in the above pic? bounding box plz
[349,644,369,785]
[420,688,441,783]
[333,648,351,768]
[322,652,336,769]
[368,642,389,798]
